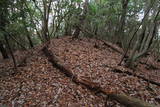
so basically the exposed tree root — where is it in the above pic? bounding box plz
[139,61,160,70]
[108,94,157,107]
[42,45,157,107]
[110,68,160,87]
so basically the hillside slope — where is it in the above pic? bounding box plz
[0,36,160,106]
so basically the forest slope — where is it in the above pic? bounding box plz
[0,36,160,106]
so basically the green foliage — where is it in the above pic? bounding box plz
[71,0,83,3]
[0,0,159,62]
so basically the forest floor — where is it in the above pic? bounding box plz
[0,36,160,107]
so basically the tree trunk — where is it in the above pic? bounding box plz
[4,34,17,69]
[26,33,34,48]
[119,6,151,66]
[73,0,89,38]
[0,41,9,59]
[115,0,129,48]
[73,26,81,38]
[24,2,44,43]
[42,0,51,41]
[148,23,157,48]
[20,1,34,48]
[64,25,72,36]
[23,21,34,48]
[25,27,34,48]
[126,7,159,67]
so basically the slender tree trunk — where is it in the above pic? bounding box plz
[148,24,157,48]
[139,2,151,52]
[138,27,146,51]
[116,0,129,48]
[23,21,34,48]
[42,0,51,41]
[4,34,17,69]
[24,26,34,48]
[126,7,160,68]
[7,32,27,50]
[20,1,34,48]
[26,33,34,48]
[24,2,44,43]
[64,22,72,36]
[73,26,81,38]
[64,16,72,36]
[119,6,151,66]
[73,0,89,38]
[0,0,16,68]
[0,41,9,59]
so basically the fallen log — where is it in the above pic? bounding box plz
[111,68,160,86]
[42,46,157,107]
[78,26,124,55]
[100,39,124,55]
[108,94,156,107]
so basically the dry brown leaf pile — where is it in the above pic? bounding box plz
[0,36,160,107]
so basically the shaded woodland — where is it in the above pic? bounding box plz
[0,0,160,106]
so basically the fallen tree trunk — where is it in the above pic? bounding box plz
[111,68,160,86]
[42,45,157,107]
[100,39,124,55]
[108,94,156,107]
[79,26,124,55]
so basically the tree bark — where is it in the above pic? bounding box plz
[24,2,44,43]
[119,6,151,66]
[20,1,34,48]
[115,0,129,48]
[73,26,81,38]
[4,33,17,69]
[25,27,34,48]
[73,0,89,38]
[0,41,9,59]
[42,0,51,41]
[126,8,160,67]
[0,0,16,68]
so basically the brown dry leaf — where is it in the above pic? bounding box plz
[0,36,160,106]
